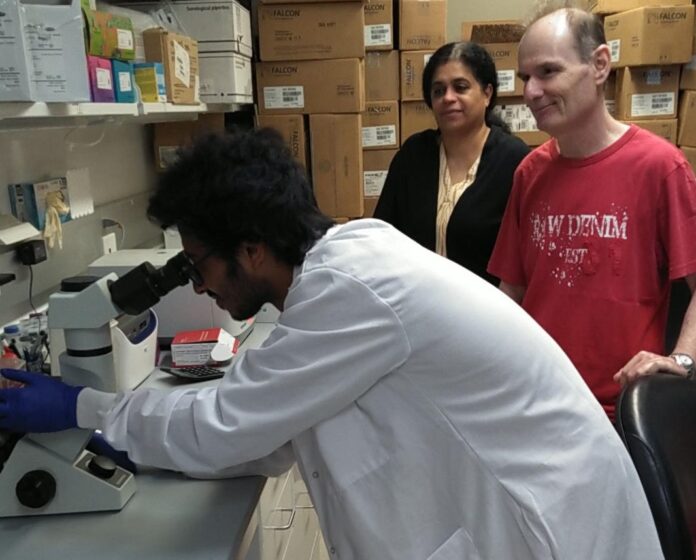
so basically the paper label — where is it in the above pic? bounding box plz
[362,125,397,147]
[608,39,620,63]
[493,104,539,132]
[118,71,132,92]
[363,170,388,197]
[117,29,134,50]
[25,24,67,93]
[364,24,391,47]
[645,68,662,86]
[174,41,191,87]
[264,86,304,109]
[96,67,112,90]
[630,92,675,117]
[497,70,516,93]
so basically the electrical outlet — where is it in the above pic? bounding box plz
[101,233,117,255]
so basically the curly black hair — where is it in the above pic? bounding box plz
[147,128,334,266]
[422,41,510,133]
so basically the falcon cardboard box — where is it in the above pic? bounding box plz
[310,114,364,218]
[461,20,525,97]
[362,101,399,150]
[259,2,364,61]
[364,0,393,51]
[590,0,691,15]
[681,56,696,90]
[399,0,446,51]
[365,50,399,101]
[678,90,696,146]
[682,146,696,172]
[621,118,678,144]
[256,58,365,114]
[400,101,436,144]
[604,6,694,68]
[143,28,200,104]
[199,52,253,103]
[494,97,550,146]
[363,148,397,215]
[256,114,309,169]
[400,50,434,101]
[615,66,680,121]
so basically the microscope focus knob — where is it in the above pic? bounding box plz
[16,470,57,509]
[88,454,117,479]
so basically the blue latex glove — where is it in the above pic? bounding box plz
[87,432,137,473]
[0,368,83,433]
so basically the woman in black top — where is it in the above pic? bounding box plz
[374,41,530,284]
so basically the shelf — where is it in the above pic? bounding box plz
[0,100,253,130]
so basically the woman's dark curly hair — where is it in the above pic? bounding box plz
[148,128,334,266]
[422,41,510,133]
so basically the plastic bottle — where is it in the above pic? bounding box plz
[0,345,25,388]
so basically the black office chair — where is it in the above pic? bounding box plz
[616,374,696,560]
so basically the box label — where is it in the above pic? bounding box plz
[494,104,540,132]
[365,24,391,46]
[173,41,191,87]
[645,69,662,85]
[118,71,132,92]
[25,24,68,95]
[609,39,620,63]
[362,125,397,147]
[117,29,134,51]
[96,67,112,90]
[363,170,388,196]
[630,92,675,116]
[264,85,304,109]
[497,70,515,93]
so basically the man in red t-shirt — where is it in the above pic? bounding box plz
[488,4,696,419]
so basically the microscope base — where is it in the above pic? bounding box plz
[0,431,136,517]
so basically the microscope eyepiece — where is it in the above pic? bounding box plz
[108,252,192,316]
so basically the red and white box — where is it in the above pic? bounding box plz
[171,328,239,366]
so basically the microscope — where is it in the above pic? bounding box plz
[0,252,194,517]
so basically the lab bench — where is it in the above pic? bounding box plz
[1,321,327,559]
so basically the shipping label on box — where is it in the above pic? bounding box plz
[366,50,399,101]
[605,6,694,68]
[362,101,399,150]
[256,114,308,169]
[400,50,434,101]
[0,0,33,101]
[8,177,72,231]
[310,114,364,218]
[199,52,253,103]
[400,100,437,144]
[84,10,135,60]
[494,97,550,146]
[256,58,365,114]
[364,0,392,50]
[399,0,446,51]
[259,2,364,62]
[363,148,397,198]
[616,66,680,120]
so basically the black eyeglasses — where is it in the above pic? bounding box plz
[181,251,214,287]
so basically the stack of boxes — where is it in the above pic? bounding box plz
[600,0,694,145]
[461,19,549,147]
[680,15,696,170]
[255,0,367,219]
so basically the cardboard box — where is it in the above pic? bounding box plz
[167,0,252,57]
[591,0,691,15]
[682,146,696,172]
[87,56,115,102]
[615,66,680,120]
[199,52,253,103]
[605,6,694,68]
[363,148,397,201]
[461,20,525,97]
[399,0,446,51]
[605,71,617,116]
[678,90,696,146]
[143,28,200,105]
[8,178,72,231]
[366,50,399,101]
[400,50,434,101]
[153,113,225,170]
[681,55,696,90]
[363,197,379,217]
[0,0,33,101]
[621,118,678,144]
[83,10,135,60]
[133,62,167,103]
[400,100,436,144]
[259,2,364,61]
[364,0,393,51]
[22,0,91,102]
[112,60,136,103]
[494,97,550,146]
[256,114,309,169]
[310,114,364,218]
[256,58,365,114]
[362,101,399,150]
[260,0,353,3]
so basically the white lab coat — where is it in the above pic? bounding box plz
[79,219,663,560]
